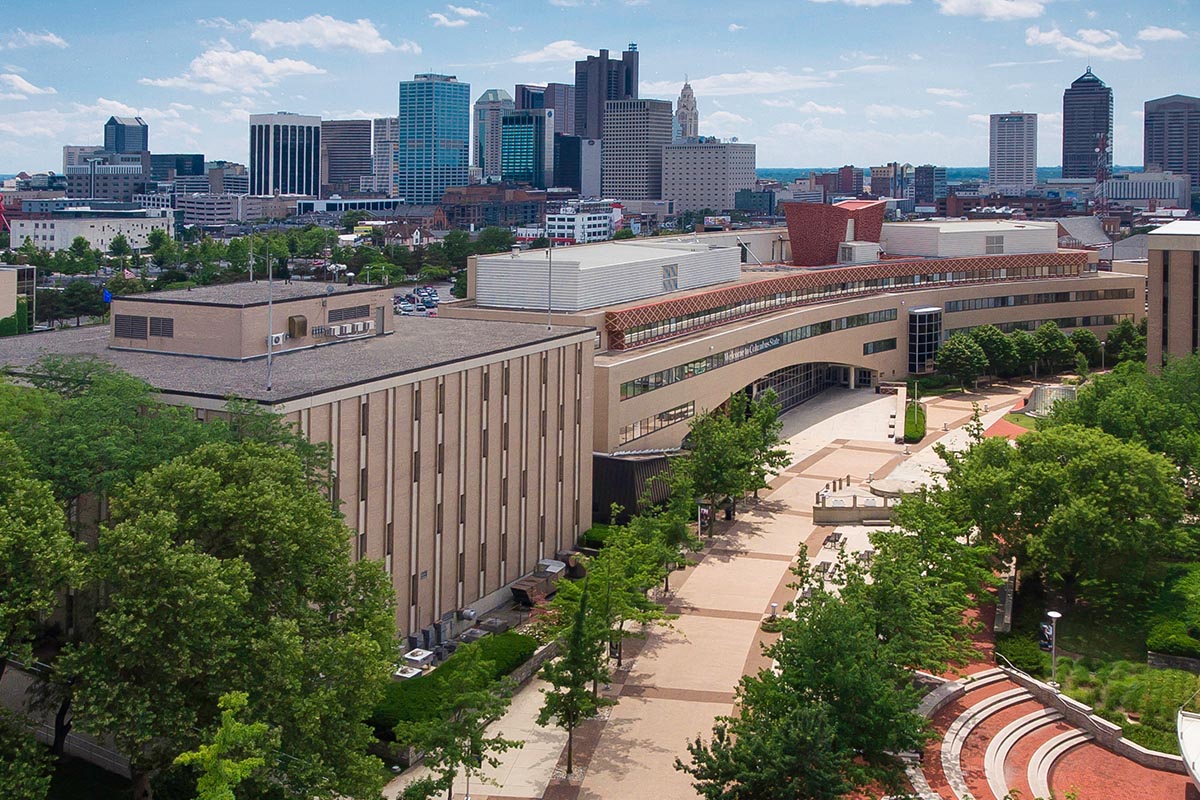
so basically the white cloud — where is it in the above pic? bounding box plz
[865,104,932,119]
[1137,26,1188,42]
[1008,82,1033,89]
[840,50,882,61]
[447,5,488,17]
[935,0,1043,20]
[549,0,586,6]
[938,100,968,108]
[926,87,969,98]
[643,69,835,97]
[808,0,910,7]
[430,12,468,27]
[512,40,595,63]
[197,17,238,30]
[987,57,1062,67]
[0,29,68,50]
[249,15,414,53]
[0,73,56,98]
[761,98,794,108]
[908,53,924,61]
[1025,26,1142,60]
[140,47,325,94]
[797,101,846,114]
[728,23,745,32]
[832,64,898,75]
[967,114,990,126]
[703,110,751,138]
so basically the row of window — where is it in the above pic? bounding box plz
[618,401,695,445]
[944,288,1136,313]
[114,314,173,340]
[620,309,898,400]
[620,262,1080,348]
[946,313,1134,336]
[863,337,897,355]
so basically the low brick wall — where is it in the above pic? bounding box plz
[510,639,560,687]
[1148,651,1200,675]
[999,665,1187,775]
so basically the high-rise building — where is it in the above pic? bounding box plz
[65,151,152,201]
[837,165,864,195]
[371,117,399,197]
[63,145,104,173]
[675,82,698,141]
[514,84,545,110]
[1148,222,1200,365]
[913,164,948,204]
[500,109,555,189]
[574,45,639,140]
[249,112,322,197]
[869,163,912,198]
[398,74,470,204]
[554,135,602,197]
[104,116,148,153]
[1144,94,1200,190]
[319,119,372,197]
[150,153,206,182]
[544,83,575,135]
[600,99,672,200]
[989,112,1038,191]
[473,88,514,180]
[1062,67,1113,180]
[662,140,756,212]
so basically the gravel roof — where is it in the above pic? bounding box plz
[0,317,593,404]
[122,281,382,307]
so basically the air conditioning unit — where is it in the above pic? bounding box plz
[267,332,285,347]
[328,325,342,336]
[354,322,366,333]
[365,320,376,332]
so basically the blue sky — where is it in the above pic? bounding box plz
[1,0,1195,173]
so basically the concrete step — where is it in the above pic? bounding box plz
[941,686,1032,800]
[1027,728,1093,800]
[985,708,1063,800]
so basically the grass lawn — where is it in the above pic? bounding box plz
[1002,412,1038,431]
[904,403,927,443]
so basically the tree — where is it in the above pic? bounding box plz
[527,236,550,250]
[68,236,92,263]
[737,390,791,498]
[340,210,370,232]
[396,643,521,800]
[441,229,473,268]
[108,233,132,262]
[969,324,1018,377]
[935,333,988,388]
[1009,329,1038,376]
[537,578,611,774]
[1033,321,1074,373]
[683,401,750,526]
[1106,317,1146,364]
[474,227,515,254]
[0,435,75,683]
[60,280,104,326]
[612,228,636,240]
[33,290,63,327]
[677,573,930,799]
[1069,328,1103,367]
[174,691,277,800]
[58,512,253,798]
[146,227,170,254]
[0,709,53,800]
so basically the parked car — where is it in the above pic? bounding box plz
[397,302,415,312]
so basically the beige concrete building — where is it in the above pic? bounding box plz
[1147,220,1200,365]
[12,210,173,252]
[662,140,756,213]
[0,269,16,321]
[0,281,594,642]
[447,223,1144,458]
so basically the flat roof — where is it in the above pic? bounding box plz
[1150,220,1200,236]
[118,281,384,308]
[0,317,592,404]
[884,220,1058,233]
[479,240,728,271]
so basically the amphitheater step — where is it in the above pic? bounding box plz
[1027,728,1092,800]
[941,686,1032,800]
[984,708,1063,800]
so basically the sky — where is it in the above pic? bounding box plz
[1,0,1196,174]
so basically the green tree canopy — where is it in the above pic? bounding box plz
[1033,321,1075,372]
[935,332,989,387]
[174,691,277,800]
[0,708,53,800]
[969,324,1018,377]
[474,227,515,253]
[612,228,635,240]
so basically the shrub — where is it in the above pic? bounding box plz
[369,631,538,738]
[1124,724,1180,755]
[580,523,618,549]
[996,634,1045,677]
[904,403,926,443]
[1147,620,1200,659]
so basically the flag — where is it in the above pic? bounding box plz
[123,269,136,279]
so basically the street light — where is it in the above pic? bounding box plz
[1047,610,1062,690]
[1101,339,1107,371]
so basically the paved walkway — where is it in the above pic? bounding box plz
[386,383,1036,800]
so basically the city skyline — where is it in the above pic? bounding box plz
[0,0,1195,174]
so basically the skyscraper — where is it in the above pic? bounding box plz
[1145,94,1200,190]
[372,117,399,197]
[989,112,1038,191]
[516,83,575,135]
[501,109,555,189]
[249,112,322,196]
[1061,67,1113,180]
[320,119,372,197]
[675,81,698,141]
[104,116,148,153]
[913,164,948,204]
[514,84,545,110]
[474,88,515,180]
[398,74,470,204]
[600,99,672,200]
[574,45,639,140]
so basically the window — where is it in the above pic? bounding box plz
[618,401,696,445]
[863,337,897,355]
[114,314,148,340]
[985,235,1004,255]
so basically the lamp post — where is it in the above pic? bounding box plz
[1047,610,1062,690]
[1101,339,1107,371]
[545,237,553,332]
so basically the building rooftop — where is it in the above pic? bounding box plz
[0,317,592,405]
[886,220,1058,234]
[120,281,384,308]
[1150,220,1200,237]
[486,240,727,271]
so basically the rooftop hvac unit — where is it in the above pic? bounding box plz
[354,321,366,333]
[365,320,375,332]
[267,332,285,346]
